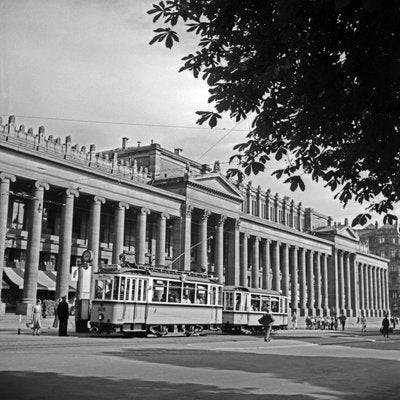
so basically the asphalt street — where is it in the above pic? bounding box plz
[0,314,399,400]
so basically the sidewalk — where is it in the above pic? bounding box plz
[0,312,77,336]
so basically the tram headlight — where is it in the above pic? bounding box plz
[98,313,104,321]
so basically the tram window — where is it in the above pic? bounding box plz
[142,280,148,301]
[210,286,218,305]
[196,284,207,304]
[217,286,222,305]
[168,281,182,303]
[138,279,148,301]
[104,280,112,300]
[261,297,270,311]
[94,280,104,300]
[225,292,234,310]
[130,279,136,301]
[251,295,261,311]
[153,280,167,302]
[270,297,279,312]
[119,277,126,300]
[126,279,131,301]
[235,293,241,310]
[183,283,195,303]
[113,277,120,300]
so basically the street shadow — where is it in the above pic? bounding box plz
[0,370,303,400]
[102,348,400,400]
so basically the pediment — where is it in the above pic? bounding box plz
[190,173,243,200]
[336,226,359,241]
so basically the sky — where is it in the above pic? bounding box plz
[0,0,382,225]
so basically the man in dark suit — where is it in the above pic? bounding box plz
[57,295,69,336]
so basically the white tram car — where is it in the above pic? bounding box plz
[90,264,223,336]
[222,286,289,333]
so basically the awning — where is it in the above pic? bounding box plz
[3,267,76,292]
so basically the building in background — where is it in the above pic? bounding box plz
[0,116,389,322]
[358,223,400,316]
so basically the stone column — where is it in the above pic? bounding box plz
[198,210,211,273]
[376,267,382,317]
[240,234,249,286]
[177,204,193,271]
[155,212,169,267]
[215,215,226,283]
[365,264,371,317]
[321,253,329,315]
[262,239,271,289]
[290,246,299,313]
[251,236,260,288]
[351,256,359,317]
[20,181,50,313]
[314,252,322,315]
[55,188,79,300]
[88,196,105,299]
[136,208,150,266]
[227,219,240,285]
[384,269,389,313]
[271,241,281,292]
[359,263,365,317]
[0,173,16,303]
[281,243,289,297]
[299,247,307,316]
[344,252,352,316]
[369,265,374,316]
[112,202,129,264]
[306,250,315,316]
[373,266,379,317]
[328,250,339,316]
[338,250,345,314]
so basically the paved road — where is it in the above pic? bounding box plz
[0,314,399,399]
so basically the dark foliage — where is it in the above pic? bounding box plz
[148,0,400,226]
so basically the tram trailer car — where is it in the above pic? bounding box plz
[222,286,288,333]
[90,264,223,336]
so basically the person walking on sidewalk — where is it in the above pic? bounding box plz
[56,295,69,336]
[360,314,367,333]
[31,299,42,336]
[381,315,390,339]
[259,308,275,342]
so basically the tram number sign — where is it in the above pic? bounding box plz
[98,307,106,312]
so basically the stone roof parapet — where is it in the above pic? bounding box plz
[0,116,150,184]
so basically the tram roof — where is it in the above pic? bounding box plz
[223,286,281,296]
[97,263,221,284]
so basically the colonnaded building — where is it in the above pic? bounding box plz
[0,116,389,322]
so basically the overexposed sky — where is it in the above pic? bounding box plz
[0,0,381,224]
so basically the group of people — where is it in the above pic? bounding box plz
[29,295,70,336]
[303,314,347,331]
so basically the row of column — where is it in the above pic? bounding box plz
[0,174,390,319]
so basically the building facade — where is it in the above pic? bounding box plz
[358,223,400,316]
[0,116,389,321]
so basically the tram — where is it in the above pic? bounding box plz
[89,263,223,336]
[222,286,289,333]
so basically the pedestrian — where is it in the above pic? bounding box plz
[291,312,297,330]
[259,308,275,342]
[56,295,69,336]
[31,299,42,336]
[381,315,390,339]
[339,313,347,331]
[390,316,396,330]
[53,298,61,328]
[360,314,367,333]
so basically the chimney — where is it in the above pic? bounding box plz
[174,148,182,155]
[344,218,348,226]
[122,137,128,150]
[137,141,141,148]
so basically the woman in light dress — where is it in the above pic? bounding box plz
[32,299,42,336]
